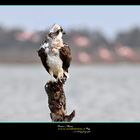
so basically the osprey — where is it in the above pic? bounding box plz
[38,24,72,83]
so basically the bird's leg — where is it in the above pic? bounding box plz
[49,71,55,82]
[57,69,64,83]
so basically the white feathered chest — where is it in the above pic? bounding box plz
[47,53,63,74]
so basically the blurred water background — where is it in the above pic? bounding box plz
[0,64,140,122]
[0,6,140,122]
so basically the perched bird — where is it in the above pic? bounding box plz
[37,24,72,83]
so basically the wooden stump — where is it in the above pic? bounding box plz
[45,80,75,122]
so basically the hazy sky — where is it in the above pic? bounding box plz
[0,6,140,39]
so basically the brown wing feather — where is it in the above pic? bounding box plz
[37,48,50,74]
[59,43,72,72]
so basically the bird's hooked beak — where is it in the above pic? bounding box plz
[60,28,66,35]
[63,31,66,35]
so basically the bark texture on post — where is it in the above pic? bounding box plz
[45,80,75,122]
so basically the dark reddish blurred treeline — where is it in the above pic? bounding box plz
[0,25,140,64]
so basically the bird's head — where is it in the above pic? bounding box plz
[47,23,66,39]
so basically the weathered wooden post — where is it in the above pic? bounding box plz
[45,80,75,122]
